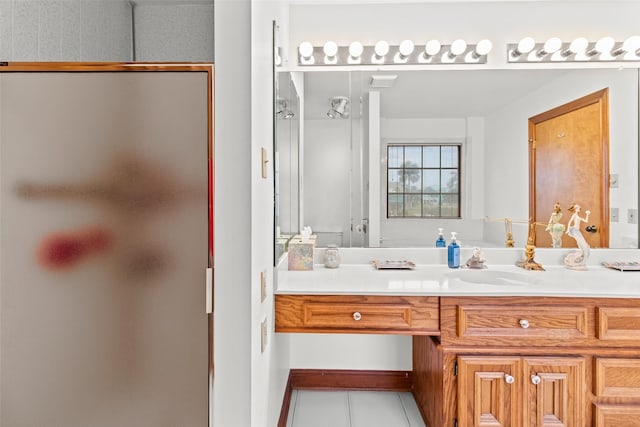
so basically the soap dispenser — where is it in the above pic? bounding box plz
[448,232,460,268]
[436,228,446,247]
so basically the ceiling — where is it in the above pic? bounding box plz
[302,69,572,120]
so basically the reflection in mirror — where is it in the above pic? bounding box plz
[274,71,301,262]
[274,68,639,251]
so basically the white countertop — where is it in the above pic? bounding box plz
[275,248,640,298]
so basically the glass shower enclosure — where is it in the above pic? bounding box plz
[0,63,213,426]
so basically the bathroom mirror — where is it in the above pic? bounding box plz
[274,67,639,252]
[274,70,301,262]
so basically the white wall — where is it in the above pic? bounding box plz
[133,2,214,62]
[250,1,291,426]
[289,334,412,370]
[0,0,132,61]
[214,1,252,424]
[303,119,352,246]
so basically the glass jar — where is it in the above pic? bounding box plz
[323,245,340,268]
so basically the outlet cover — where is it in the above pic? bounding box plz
[260,318,267,353]
[629,208,638,224]
[611,207,619,222]
[260,271,267,303]
[610,173,619,188]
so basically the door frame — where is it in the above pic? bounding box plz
[0,61,215,425]
[528,88,610,247]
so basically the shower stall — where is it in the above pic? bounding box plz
[0,63,213,426]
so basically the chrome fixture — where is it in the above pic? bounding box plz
[508,35,640,62]
[327,96,349,119]
[276,99,294,119]
[298,38,491,66]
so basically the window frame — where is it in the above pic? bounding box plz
[386,143,462,219]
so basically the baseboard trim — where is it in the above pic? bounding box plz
[290,369,413,391]
[277,369,413,427]
[277,373,294,427]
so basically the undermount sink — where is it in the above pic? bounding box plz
[446,269,539,286]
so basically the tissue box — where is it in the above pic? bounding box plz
[287,235,316,271]
[275,235,292,263]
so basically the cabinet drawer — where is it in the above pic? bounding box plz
[303,303,411,329]
[440,297,594,346]
[595,358,640,398]
[594,404,640,427]
[457,304,588,339]
[275,295,439,335]
[598,307,640,342]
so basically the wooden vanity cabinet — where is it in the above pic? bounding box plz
[414,297,640,427]
[275,294,439,335]
[457,356,585,427]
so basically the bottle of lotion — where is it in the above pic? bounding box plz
[448,232,460,268]
[436,228,446,247]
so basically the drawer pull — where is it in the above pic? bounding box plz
[519,319,530,329]
[352,311,362,321]
[504,374,515,384]
[531,375,541,385]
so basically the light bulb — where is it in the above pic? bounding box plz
[374,40,390,58]
[398,40,415,58]
[514,37,535,56]
[424,39,441,57]
[544,37,562,53]
[348,41,364,59]
[537,37,562,57]
[299,41,314,59]
[474,39,493,57]
[563,37,588,56]
[449,39,467,57]
[613,35,640,56]
[323,41,338,58]
[594,36,615,54]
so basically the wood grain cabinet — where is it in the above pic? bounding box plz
[457,356,585,427]
[593,358,640,426]
[275,294,439,335]
[414,297,640,427]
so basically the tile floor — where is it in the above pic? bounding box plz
[286,390,426,427]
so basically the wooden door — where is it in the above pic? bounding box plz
[458,356,522,427]
[529,89,609,248]
[522,357,585,427]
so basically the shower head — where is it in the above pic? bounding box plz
[276,99,295,119]
[327,96,349,119]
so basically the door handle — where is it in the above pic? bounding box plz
[206,268,213,314]
[585,225,598,233]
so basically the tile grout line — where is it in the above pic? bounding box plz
[397,392,413,427]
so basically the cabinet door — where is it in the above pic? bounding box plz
[594,404,640,426]
[458,356,522,427]
[522,357,585,427]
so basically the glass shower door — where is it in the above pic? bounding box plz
[0,65,212,427]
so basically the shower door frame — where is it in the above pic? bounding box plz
[0,62,215,425]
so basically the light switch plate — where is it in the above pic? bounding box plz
[260,271,267,303]
[611,207,619,222]
[610,173,619,188]
[629,208,638,224]
[261,147,268,179]
[260,318,267,353]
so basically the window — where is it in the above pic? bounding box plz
[387,144,460,218]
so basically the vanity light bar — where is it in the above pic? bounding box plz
[508,36,640,62]
[298,39,492,66]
